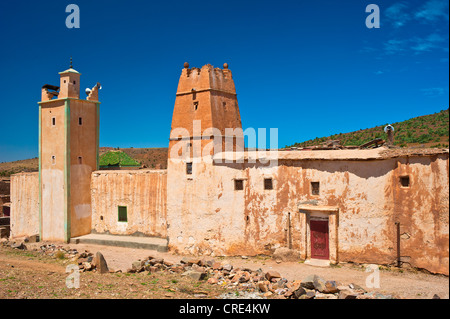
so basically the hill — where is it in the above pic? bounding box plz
[0,158,39,177]
[99,150,141,168]
[0,147,168,177]
[287,109,449,149]
[2,110,448,176]
[99,147,168,169]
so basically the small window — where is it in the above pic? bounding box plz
[186,162,193,175]
[51,156,56,165]
[264,178,273,190]
[311,182,320,195]
[194,101,199,111]
[234,179,244,191]
[52,117,56,126]
[78,156,82,164]
[73,80,76,84]
[118,206,127,222]
[78,117,83,125]
[400,176,410,188]
[223,102,227,107]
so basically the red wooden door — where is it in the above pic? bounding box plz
[310,220,329,260]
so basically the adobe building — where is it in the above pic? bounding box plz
[10,62,450,275]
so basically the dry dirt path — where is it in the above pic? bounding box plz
[41,242,449,299]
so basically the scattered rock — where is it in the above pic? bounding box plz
[265,270,281,281]
[349,283,366,293]
[222,264,233,272]
[132,260,145,272]
[293,287,306,299]
[300,274,316,290]
[180,257,201,265]
[298,290,316,299]
[257,282,269,293]
[183,270,207,281]
[207,277,219,284]
[212,262,223,270]
[11,242,26,250]
[149,258,164,265]
[313,275,327,292]
[315,292,338,299]
[95,252,109,274]
[323,280,339,294]
[83,262,93,271]
[339,290,359,299]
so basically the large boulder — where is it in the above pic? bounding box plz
[95,252,109,274]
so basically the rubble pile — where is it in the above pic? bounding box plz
[0,239,402,299]
[1,239,109,274]
[128,256,396,299]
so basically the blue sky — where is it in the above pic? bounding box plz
[0,0,448,162]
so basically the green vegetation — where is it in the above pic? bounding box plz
[99,150,140,167]
[287,109,449,149]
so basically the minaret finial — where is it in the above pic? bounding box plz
[70,57,73,69]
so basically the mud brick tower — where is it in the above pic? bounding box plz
[169,63,243,161]
[38,61,100,241]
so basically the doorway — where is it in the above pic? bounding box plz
[310,219,329,260]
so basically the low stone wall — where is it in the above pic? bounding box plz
[10,172,39,239]
[91,169,167,238]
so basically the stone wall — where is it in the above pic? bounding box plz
[10,172,39,239]
[91,169,167,238]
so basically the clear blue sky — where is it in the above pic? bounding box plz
[0,0,448,162]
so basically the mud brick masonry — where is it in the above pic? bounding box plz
[10,63,449,275]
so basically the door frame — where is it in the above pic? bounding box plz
[298,205,339,264]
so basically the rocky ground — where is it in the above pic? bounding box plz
[0,239,448,299]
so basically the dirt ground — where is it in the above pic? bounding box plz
[0,245,232,299]
[1,242,448,299]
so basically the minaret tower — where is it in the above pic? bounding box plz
[168,63,243,162]
[38,59,100,242]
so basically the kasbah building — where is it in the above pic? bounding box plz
[10,61,449,275]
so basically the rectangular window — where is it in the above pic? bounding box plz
[264,178,273,190]
[234,179,244,191]
[78,117,83,125]
[186,162,192,175]
[78,156,82,164]
[400,176,410,188]
[118,206,127,222]
[311,182,320,195]
[52,117,56,126]
[51,155,56,165]
[194,101,199,111]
